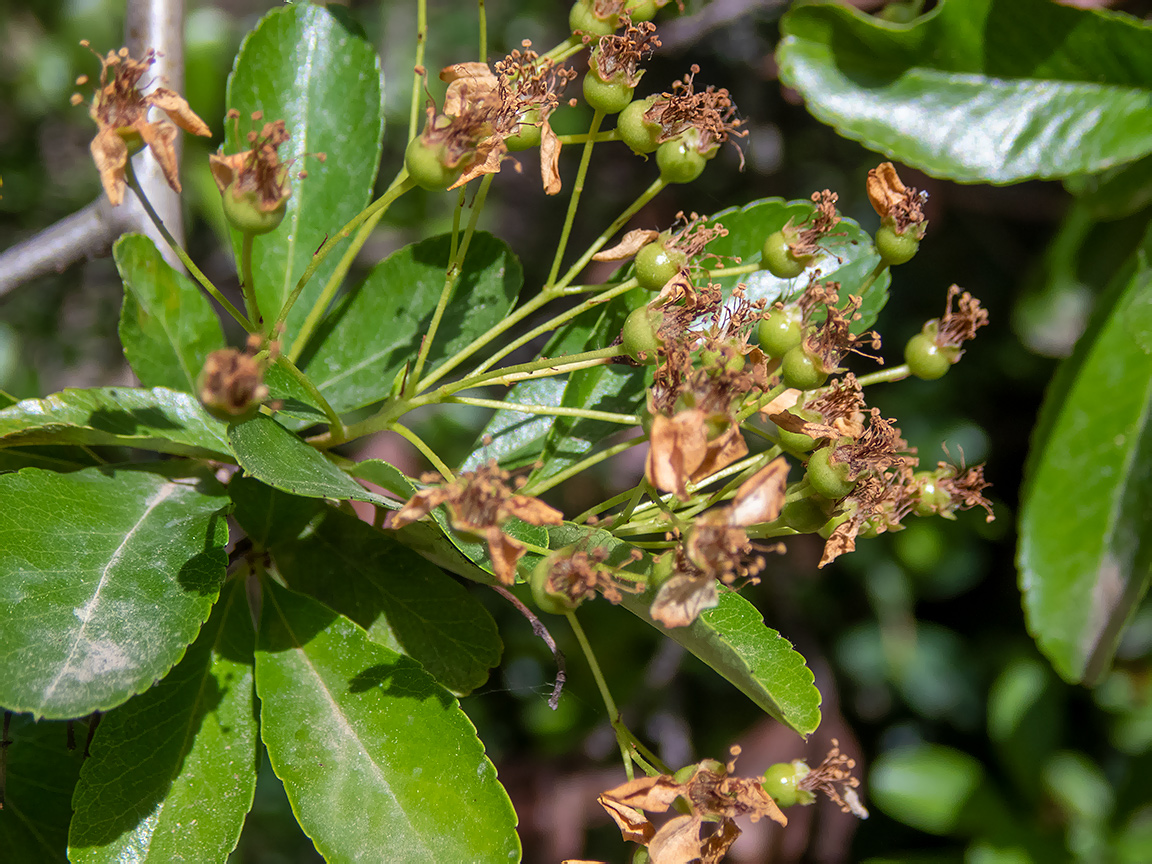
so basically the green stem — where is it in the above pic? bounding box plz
[556,130,619,145]
[446,395,639,425]
[554,177,667,292]
[477,0,486,60]
[409,0,428,141]
[275,174,416,344]
[410,174,495,391]
[856,259,889,299]
[572,485,637,525]
[522,435,646,497]
[856,364,911,386]
[616,725,671,776]
[392,421,454,479]
[706,261,762,278]
[124,160,252,332]
[547,109,605,287]
[542,34,584,63]
[239,232,262,328]
[274,355,345,442]
[566,609,632,780]
[469,279,638,377]
[287,174,416,362]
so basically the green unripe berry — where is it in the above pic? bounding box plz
[622,305,663,364]
[875,223,921,266]
[774,408,822,454]
[221,188,286,235]
[635,241,686,291]
[618,98,662,154]
[656,136,708,184]
[531,555,577,615]
[781,496,830,534]
[404,136,462,190]
[911,470,953,518]
[504,110,542,152]
[625,0,659,21]
[905,331,957,380]
[761,230,812,279]
[757,308,804,358]
[583,71,634,115]
[762,762,801,808]
[781,345,828,391]
[569,0,616,36]
[807,445,857,500]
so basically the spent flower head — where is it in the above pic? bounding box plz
[198,333,276,421]
[589,19,659,87]
[644,65,747,159]
[867,161,928,235]
[72,42,211,206]
[388,461,562,585]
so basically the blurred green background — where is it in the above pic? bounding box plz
[4,1,1152,862]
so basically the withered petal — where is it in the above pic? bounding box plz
[90,129,129,206]
[540,119,563,196]
[390,487,452,528]
[730,456,789,527]
[650,574,718,628]
[138,120,182,193]
[592,229,660,261]
[485,527,526,585]
[646,411,709,498]
[597,795,656,845]
[691,423,748,485]
[503,494,563,526]
[148,88,211,137]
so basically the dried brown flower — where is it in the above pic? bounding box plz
[538,546,644,606]
[590,19,659,88]
[797,739,869,818]
[72,43,210,206]
[643,65,747,161]
[930,284,990,350]
[210,112,300,215]
[783,190,843,260]
[389,461,562,584]
[198,333,275,419]
[867,162,928,234]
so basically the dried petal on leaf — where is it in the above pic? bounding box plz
[650,574,718,628]
[729,457,789,527]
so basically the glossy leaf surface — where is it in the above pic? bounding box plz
[115,234,225,392]
[0,716,86,862]
[68,580,257,863]
[778,0,1152,183]
[301,232,523,413]
[550,524,821,737]
[254,581,520,862]
[1019,243,1152,684]
[0,466,229,718]
[225,2,384,335]
[274,506,502,694]
[228,474,323,549]
[0,387,232,459]
[228,414,390,506]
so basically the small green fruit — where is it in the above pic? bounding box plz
[757,308,803,358]
[635,241,685,291]
[781,346,828,391]
[905,331,955,380]
[807,445,856,500]
[404,136,462,190]
[656,136,707,184]
[875,223,920,266]
[622,305,663,364]
[618,97,662,154]
[761,230,811,279]
[583,71,635,115]
[221,187,286,235]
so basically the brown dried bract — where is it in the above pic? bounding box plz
[210,112,297,213]
[599,751,786,863]
[644,65,747,161]
[389,461,562,585]
[867,162,927,233]
[932,284,989,349]
[590,19,659,88]
[798,739,869,818]
[73,43,211,206]
[646,410,748,499]
[198,333,275,417]
[592,228,660,261]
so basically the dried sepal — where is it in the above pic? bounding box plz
[592,229,660,261]
[867,162,928,234]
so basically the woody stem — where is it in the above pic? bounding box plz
[287,173,416,362]
[124,160,252,332]
[566,609,633,780]
[410,173,494,392]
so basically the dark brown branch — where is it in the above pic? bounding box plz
[491,585,567,709]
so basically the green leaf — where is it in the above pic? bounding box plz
[228,414,391,507]
[228,475,324,549]
[1067,154,1152,221]
[0,715,86,862]
[870,744,986,835]
[274,506,502,695]
[703,197,889,332]
[549,524,821,737]
[0,466,229,718]
[225,3,384,335]
[115,234,226,392]
[301,232,523,413]
[68,580,258,863]
[0,387,232,459]
[254,580,520,862]
[778,0,1152,183]
[1018,240,1152,684]
[0,446,106,474]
